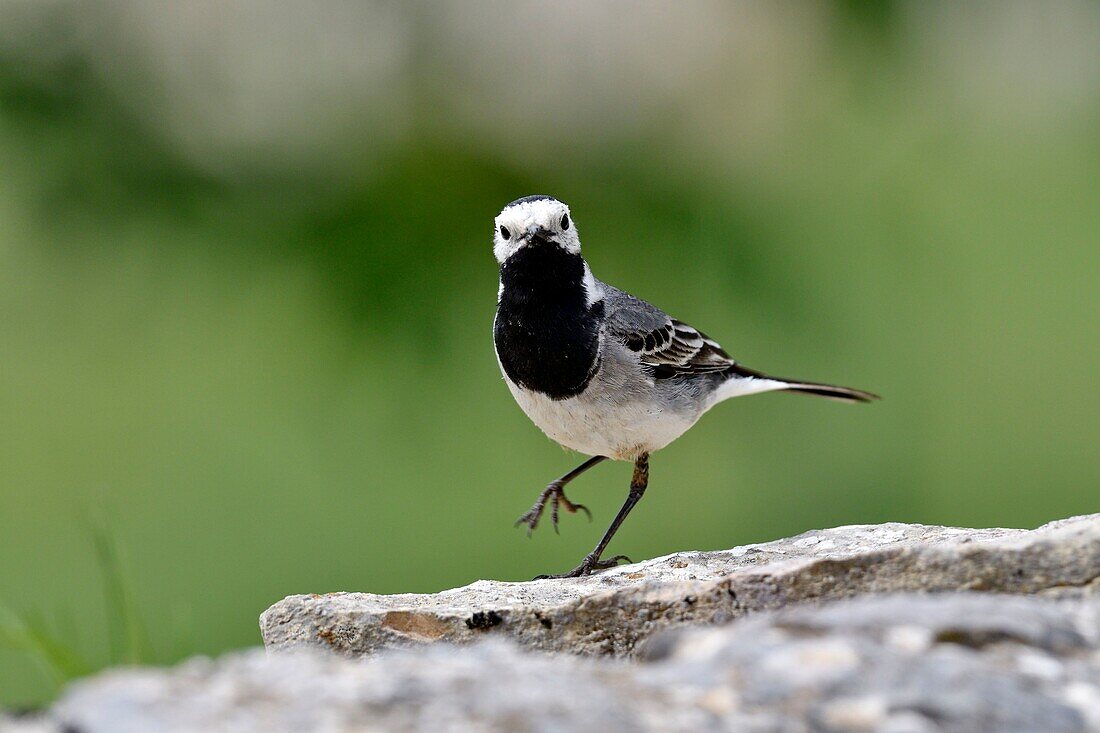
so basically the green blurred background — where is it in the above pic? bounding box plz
[1,0,1098,707]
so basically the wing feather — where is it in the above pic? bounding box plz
[603,286,738,378]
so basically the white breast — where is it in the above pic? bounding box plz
[500,371,697,461]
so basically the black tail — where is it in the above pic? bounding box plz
[780,380,880,404]
[722,363,880,404]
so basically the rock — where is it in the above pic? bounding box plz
[642,593,1100,732]
[261,514,1100,658]
[20,592,1100,733]
[0,715,54,733]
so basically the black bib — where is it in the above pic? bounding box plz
[494,245,602,400]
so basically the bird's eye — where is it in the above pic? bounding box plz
[499,225,511,239]
[560,213,570,230]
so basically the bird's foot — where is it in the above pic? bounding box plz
[533,552,631,579]
[514,481,591,536]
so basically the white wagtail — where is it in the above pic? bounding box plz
[493,195,878,578]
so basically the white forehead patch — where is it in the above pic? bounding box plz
[500,198,567,228]
[493,198,581,263]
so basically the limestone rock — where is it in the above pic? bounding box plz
[261,514,1100,658]
[641,593,1100,732]
[0,716,55,733]
[22,592,1100,733]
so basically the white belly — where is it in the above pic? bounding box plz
[503,374,697,460]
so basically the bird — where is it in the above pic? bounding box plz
[492,195,878,578]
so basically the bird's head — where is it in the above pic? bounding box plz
[493,195,580,264]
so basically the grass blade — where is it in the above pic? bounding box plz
[0,602,92,688]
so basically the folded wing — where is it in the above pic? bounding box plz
[603,287,740,379]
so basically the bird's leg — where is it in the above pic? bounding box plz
[515,456,605,536]
[536,453,649,579]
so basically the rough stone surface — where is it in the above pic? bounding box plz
[13,593,1100,733]
[261,514,1100,658]
[0,718,53,733]
[7,515,1100,732]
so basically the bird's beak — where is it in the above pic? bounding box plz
[523,224,552,245]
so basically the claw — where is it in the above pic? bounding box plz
[515,480,588,537]
[513,507,541,537]
[558,493,589,520]
[533,552,631,579]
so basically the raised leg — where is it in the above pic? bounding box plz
[515,455,606,536]
[537,453,649,579]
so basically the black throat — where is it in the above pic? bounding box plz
[494,243,603,400]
